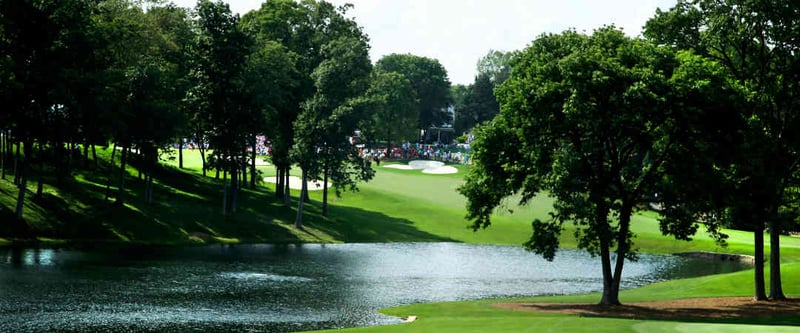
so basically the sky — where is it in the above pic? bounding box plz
[172,0,678,85]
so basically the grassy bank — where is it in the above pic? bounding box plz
[2,149,798,332]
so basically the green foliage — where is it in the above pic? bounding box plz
[361,70,419,146]
[453,73,499,135]
[461,26,746,305]
[646,0,800,300]
[376,54,453,131]
[476,49,514,85]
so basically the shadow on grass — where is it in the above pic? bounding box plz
[307,204,457,243]
[2,151,456,246]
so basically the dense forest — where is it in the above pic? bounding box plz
[0,0,462,228]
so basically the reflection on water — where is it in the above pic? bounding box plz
[0,243,749,333]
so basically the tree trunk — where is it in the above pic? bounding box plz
[250,135,256,189]
[276,166,284,198]
[230,164,238,214]
[199,146,207,177]
[178,139,183,169]
[15,167,27,221]
[0,130,5,180]
[83,141,89,168]
[768,219,785,300]
[322,165,329,217]
[14,138,32,220]
[105,143,117,201]
[754,221,768,300]
[295,167,308,228]
[35,139,43,198]
[92,144,98,168]
[116,145,128,205]
[14,139,21,185]
[222,170,228,215]
[1,130,6,179]
[302,173,311,203]
[610,202,634,304]
[283,166,291,207]
[596,202,620,306]
[54,141,65,187]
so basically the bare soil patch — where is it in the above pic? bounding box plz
[494,297,800,320]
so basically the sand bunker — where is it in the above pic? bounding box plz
[423,166,458,174]
[383,160,458,174]
[263,176,331,190]
[383,164,414,170]
[408,160,444,170]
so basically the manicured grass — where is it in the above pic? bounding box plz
[310,264,800,333]
[3,149,799,332]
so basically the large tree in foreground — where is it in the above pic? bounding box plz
[460,27,733,305]
[645,0,800,301]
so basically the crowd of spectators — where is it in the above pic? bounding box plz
[176,136,271,155]
[359,142,470,165]
[176,137,471,165]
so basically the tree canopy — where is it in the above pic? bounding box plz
[375,54,452,138]
[460,27,737,305]
[645,0,800,301]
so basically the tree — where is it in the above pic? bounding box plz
[460,27,732,305]
[292,34,373,225]
[241,0,352,206]
[241,40,300,189]
[243,0,374,223]
[192,0,253,214]
[1,0,98,217]
[363,70,418,148]
[453,73,499,135]
[375,54,452,140]
[476,49,513,86]
[645,0,800,301]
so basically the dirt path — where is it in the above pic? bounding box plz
[494,297,800,320]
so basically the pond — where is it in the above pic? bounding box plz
[0,243,749,333]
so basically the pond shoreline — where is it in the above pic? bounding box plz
[673,251,755,264]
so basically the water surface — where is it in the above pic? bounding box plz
[0,243,748,332]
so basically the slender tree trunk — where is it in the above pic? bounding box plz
[91,144,98,168]
[222,169,228,215]
[610,202,634,304]
[754,221,768,300]
[83,141,89,168]
[116,145,128,205]
[215,165,220,179]
[231,164,238,214]
[250,135,256,189]
[0,130,5,180]
[295,167,308,228]
[199,146,207,177]
[15,138,32,220]
[322,165,329,217]
[596,202,620,306]
[35,139,43,198]
[55,140,67,186]
[276,166,284,198]
[303,179,311,203]
[283,166,291,207]
[14,139,21,185]
[178,139,183,169]
[105,143,117,201]
[768,218,785,300]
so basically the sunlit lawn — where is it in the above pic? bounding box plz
[5,148,799,332]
